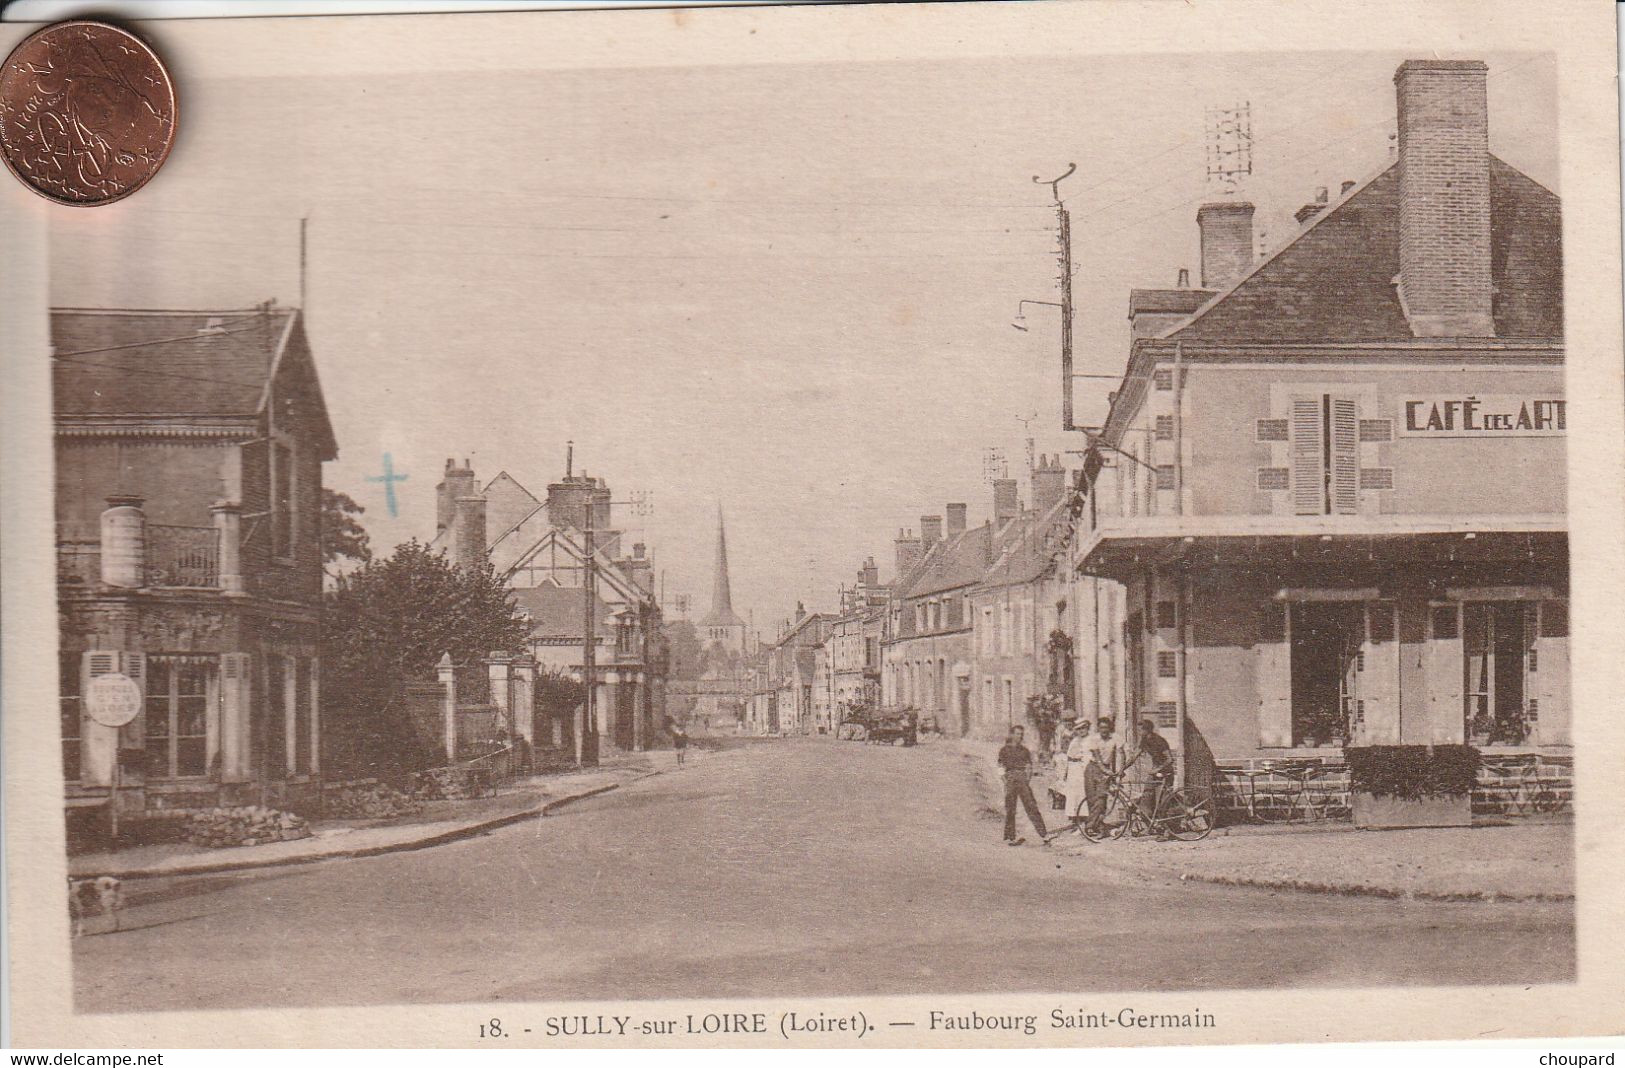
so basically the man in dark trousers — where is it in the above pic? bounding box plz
[998,725,1052,846]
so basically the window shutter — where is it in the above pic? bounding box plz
[118,652,147,749]
[1534,601,1570,745]
[1330,398,1360,514]
[1289,396,1323,515]
[80,651,118,786]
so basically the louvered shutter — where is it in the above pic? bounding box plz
[118,652,147,750]
[219,652,252,782]
[1534,601,1570,744]
[1289,396,1324,515]
[81,651,118,785]
[1330,398,1360,514]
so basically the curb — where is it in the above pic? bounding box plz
[75,776,641,882]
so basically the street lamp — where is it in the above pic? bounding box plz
[1011,298,1063,333]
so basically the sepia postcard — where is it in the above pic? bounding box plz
[3,0,1623,1050]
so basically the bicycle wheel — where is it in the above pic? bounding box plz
[1252,780,1292,823]
[1530,788,1562,814]
[1164,789,1215,841]
[1081,793,1125,842]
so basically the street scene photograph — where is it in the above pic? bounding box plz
[12,9,1581,1025]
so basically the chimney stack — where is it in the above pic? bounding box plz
[919,514,944,551]
[437,458,477,534]
[992,478,1020,525]
[1032,454,1067,515]
[1196,201,1256,290]
[862,556,879,590]
[945,502,968,539]
[894,527,923,579]
[452,494,487,571]
[1394,59,1494,337]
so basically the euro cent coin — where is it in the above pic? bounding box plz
[0,21,177,206]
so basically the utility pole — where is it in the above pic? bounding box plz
[1034,164,1077,431]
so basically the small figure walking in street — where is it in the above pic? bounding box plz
[667,716,689,767]
[998,725,1053,846]
[1062,716,1098,833]
[1085,717,1121,836]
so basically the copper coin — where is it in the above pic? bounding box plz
[0,21,176,206]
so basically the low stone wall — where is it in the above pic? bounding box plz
[1209,753,1573,824]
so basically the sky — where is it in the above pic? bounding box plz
[45,15,1558,637]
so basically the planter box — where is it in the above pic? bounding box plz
[1351,790,1471,829]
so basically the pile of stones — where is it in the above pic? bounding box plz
[185,806,310,848]
[322,781,422,820]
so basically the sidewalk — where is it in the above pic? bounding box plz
[69,748,698,881]
[960,740,1574,902]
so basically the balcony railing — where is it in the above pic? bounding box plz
[146,525,220,588]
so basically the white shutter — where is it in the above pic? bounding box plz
[1331,398,1360,515]
[1257,604,1291,746]
[81,651,118,786]
[219,652,252,782]
[1535,601,1569,745]
[1289,396,1324,515]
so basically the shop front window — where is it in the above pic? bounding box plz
[1288,603,1362,748]
[1463,602,1533,746]
[145,656,212,779]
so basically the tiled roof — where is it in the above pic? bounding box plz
[980,499,1069,589]
[54,307,292,416]
[511,584,615,640]
[1168,158,1562,343]
[904,523,992,598]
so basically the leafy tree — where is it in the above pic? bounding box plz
[662,620,704,680]
[321,488,372,573]
[321,540,529,776]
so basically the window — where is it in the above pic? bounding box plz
[1257,467,1290,491]
[1358,418,1393,442]
[1289,394,1360,515]
[145,656,211,780]
[60,651,81,782]
[1156,601,1177,629]
[1360,468,1394,491]
[1256,418,1289,442]
[295,659,313,775]
[1431,604,1459,640]
[1155,465,1176,491]
[1155,415,1173,441]
[1156,651,1177,678]
[1155,701,1178,728]
[272,442,296,557]
[1153,369,1173,391]
[946,597,963,628]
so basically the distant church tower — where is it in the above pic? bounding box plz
[699,506,748,654]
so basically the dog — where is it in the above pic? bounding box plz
[68,876,123,937]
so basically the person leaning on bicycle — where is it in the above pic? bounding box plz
[1127,718,1176,837]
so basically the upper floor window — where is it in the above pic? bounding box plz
[272,441,297,558]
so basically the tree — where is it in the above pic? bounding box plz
[321,488,372,573]
[322,540,529,776]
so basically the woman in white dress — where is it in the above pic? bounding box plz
[1062,717,1097,832]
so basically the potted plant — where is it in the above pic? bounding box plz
[1344,744,1480,829]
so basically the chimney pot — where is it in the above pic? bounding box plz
[1341,179,1356,196]
[1176,267,1190,288]
[1315,186,1329,204]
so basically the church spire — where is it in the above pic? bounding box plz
[702,504,744,628]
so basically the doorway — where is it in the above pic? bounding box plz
[1463,602,1530,745]
[1288,603,1362,747]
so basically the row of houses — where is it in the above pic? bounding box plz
[738,59,1571,802]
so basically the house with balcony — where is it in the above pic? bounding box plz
[1070,60,1567,802]
[54,304,335,830]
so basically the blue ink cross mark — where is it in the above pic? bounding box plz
[365,453,408,517]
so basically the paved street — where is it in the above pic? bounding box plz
[74,739,1574,1012]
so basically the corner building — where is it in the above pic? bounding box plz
[1072,60,1567,789]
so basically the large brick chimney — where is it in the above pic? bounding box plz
[919,514,944,552]
[436,458,476,534]
[1196,201,1255,290]
[945,502,968,539]
[894,528,923,579]
[1032,453,1067,515]
[1394,59,1493,337]
[452,495,487,571]
[992,478,1020,526]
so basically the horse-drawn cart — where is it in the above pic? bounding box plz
[838,707,919,746]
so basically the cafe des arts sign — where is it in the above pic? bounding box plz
[1399,395,1567,437]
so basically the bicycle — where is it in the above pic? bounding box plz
[1480,754,1561,815]
[1232,759,1337,823]
[1081,770,1215,842]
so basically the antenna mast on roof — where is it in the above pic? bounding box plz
[1205,102,1254,192]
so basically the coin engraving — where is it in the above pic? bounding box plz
[0,21,176,205]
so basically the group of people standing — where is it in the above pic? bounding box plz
[996,714,1174,846]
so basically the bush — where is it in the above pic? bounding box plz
[1344,744,1481,801]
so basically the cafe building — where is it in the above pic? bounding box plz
[1071,60,1568,792]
